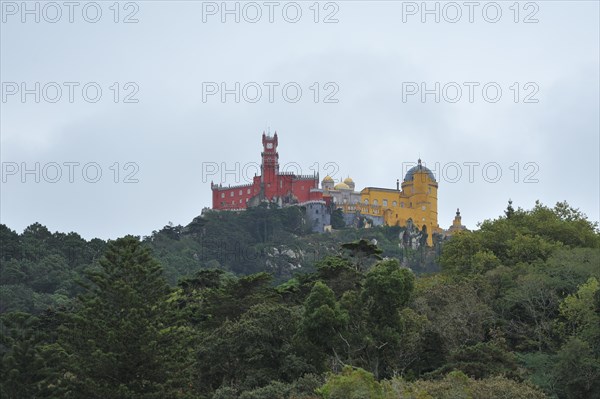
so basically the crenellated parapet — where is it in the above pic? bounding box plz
[211,182,254,191]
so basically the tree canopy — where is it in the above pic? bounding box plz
[1,200,599,398]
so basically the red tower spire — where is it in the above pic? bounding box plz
[261,132,279,184]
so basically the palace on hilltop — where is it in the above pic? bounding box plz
[211,132,323,210]
[209,132,466,245]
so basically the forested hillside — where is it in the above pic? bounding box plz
[1,200,599,398]
[0,204,437,315]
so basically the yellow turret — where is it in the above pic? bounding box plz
[358,159,440,246]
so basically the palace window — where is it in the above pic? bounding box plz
[422,206,426,211]
[383,200,388,206]
[364,199,369,205]
[221,193,225,199]
[373,199,378,206]
[392,201,397,206]
[230,192,234,197]
[239,190,242,195]
[247,188,251,194]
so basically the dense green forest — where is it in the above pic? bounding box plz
[1,200,599,398]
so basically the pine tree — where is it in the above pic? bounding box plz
[505,199,515,219]
[341,239,383,271]
[58,236,185,399]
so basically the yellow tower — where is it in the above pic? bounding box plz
[447,208,467,235]
[356,159,441,246]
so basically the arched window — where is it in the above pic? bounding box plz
[373,199,378,206]
[383,199,388,207]
[392,201,397,207]
[364,199,369,205]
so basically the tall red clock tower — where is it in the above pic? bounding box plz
[261,132,278,185]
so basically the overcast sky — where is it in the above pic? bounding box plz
[1,1,599,240]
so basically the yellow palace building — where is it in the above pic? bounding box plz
[337,159,442,245]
